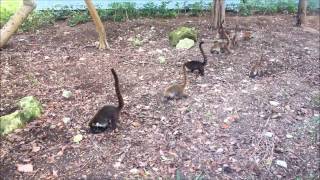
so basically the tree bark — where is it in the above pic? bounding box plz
[0,0,36,48]
[296,0,307,27]
[211,0,225,29]
[84,0,109,49]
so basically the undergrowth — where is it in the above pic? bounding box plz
[0,0,319,31]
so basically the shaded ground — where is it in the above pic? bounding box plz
[1,15,319,179]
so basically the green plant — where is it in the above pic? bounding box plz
[20,10,55,31]
[0,0,22,27]
[51,6,74,20]
[67,10,90,27]
[107,2,137,22]
[190,1,205,16]
[141,2,158,17]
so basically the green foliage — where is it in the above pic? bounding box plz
[67,10,90,27]
[107,2,137,22]
[20,10,55,32]
[0,0,22,27]
[239,0,299,16]
[141,2,158,17]
[190,1,205,16]
[51,6,74,20]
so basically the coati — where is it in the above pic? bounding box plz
[210,30,232,54]
[163,64,187,100]
[89,69,124,133]
[184,41,207,76]
[218,21,253,48]
[249,55,266,78]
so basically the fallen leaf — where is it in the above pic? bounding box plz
[17,164,33,173]
[221,123,229,129]
[73,134,83,144]
[32,145,41,153]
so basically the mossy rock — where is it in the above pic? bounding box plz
[0,96,42,136]
[176,38,195,49]
[169,27,197,47]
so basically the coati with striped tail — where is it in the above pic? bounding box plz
[89,69,124,133]
[184,41,208,76]
[163,64,187,100]
[249,54,266,78]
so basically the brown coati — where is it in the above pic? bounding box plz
[89,69,124,133]
[163,64,187,100]
[184,41,208,76]
[210,29,232,54]
[249,55,266,78]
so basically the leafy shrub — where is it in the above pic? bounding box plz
[67,10,90,27]
[20,11,55,31]
[0,0,22,27]
[141,2,158,17]
[51,6,74,20]
[107,2,137,22]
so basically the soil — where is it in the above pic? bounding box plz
[1,15,319,179]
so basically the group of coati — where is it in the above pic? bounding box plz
[89,21,258,134]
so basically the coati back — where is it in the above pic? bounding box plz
[210,30,232,54]
[89,69,124,133]
[184,41,208,76]
[163,64,187,100]
[249,55,266,78]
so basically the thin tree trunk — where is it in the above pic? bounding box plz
[84,0,109,49]
[211,0,225,29]
[296,0,307,26]
[0,0,36,48]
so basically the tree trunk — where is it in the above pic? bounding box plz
[84,0,109,49]
[0,0,36,48]
[296,0,307,27]
[211,0,225,29]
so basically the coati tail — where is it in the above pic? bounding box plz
[199,41,207,66]
[182,64,187,89]
[111,69,124,110]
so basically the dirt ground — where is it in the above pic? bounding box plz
[0,14,319,179]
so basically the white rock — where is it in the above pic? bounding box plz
[264,132,274,138]
[44,56,50,60]
[17,164,33,172]
[269,101,280,106]
[275,160,287,168]
[216,148,224,154]
[129,168,139,174]
[63,117,71,124]
[286,134,293,139]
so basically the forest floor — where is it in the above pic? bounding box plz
[0,14,319,179]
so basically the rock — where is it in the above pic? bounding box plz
[62,117,71,124]
[216,148,224,154]
[0,96,43,136]
[16,164,33,173]
[264,132,274,138]
[62,90,73,99]
[269,101,280,106]
[169,27,197,47]
[176,38,195,49]
[129,168,139,174]
[275,160,287,168]
[286,134,293,139]
[158,56,166,64]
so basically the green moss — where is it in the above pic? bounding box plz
[0,96,42,136]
